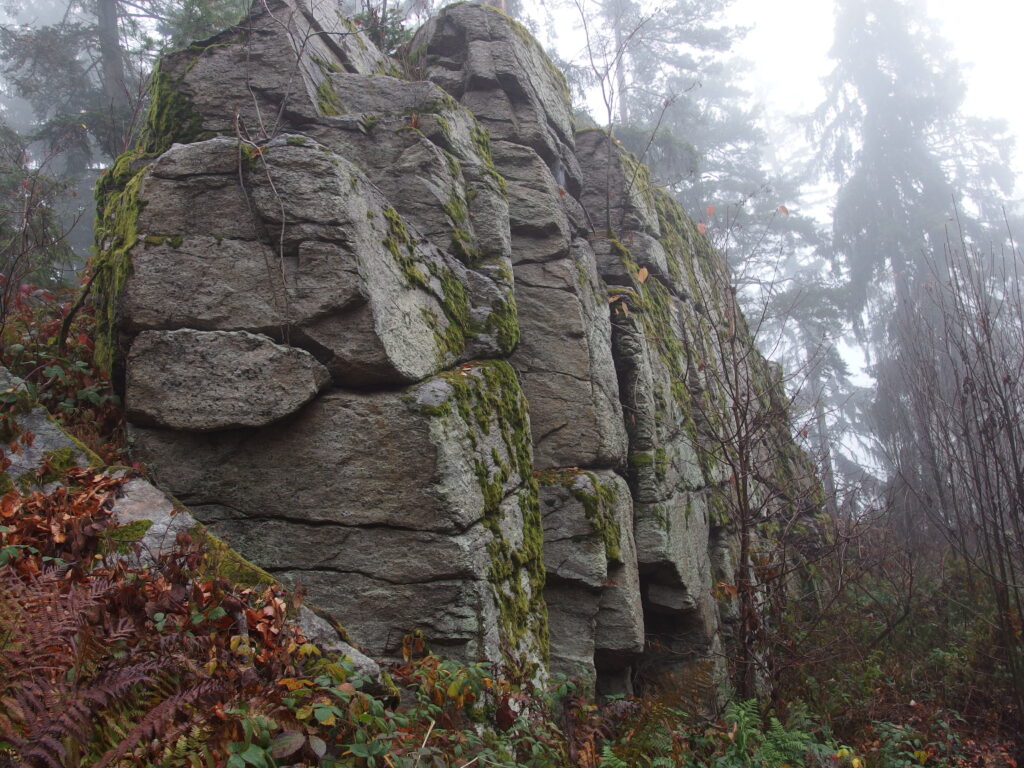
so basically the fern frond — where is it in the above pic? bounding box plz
[94,678,225,768]
[599,745,629,768]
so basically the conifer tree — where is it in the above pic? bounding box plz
[812,0,1015,512]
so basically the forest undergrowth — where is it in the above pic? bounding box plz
[1,291,1021,768]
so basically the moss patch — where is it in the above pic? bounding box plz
[536,469,622,563]
[92,162,146,375]
[192,524,277,588]
[142,234,183,248]
[482,295,519,355]
[100,519,153,555]
[140,60,208,157]
[468,121,507,195]
[421,361,548,667]
[316,77,343,116]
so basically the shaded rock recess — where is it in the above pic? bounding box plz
[94,0,820,697]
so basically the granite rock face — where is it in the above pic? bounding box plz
[96,0,820,697]
[126,329,330,430]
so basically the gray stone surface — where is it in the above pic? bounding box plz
[0,367,94,486]
[304,74,514,270]
[123,136,507,386]
[541,478,610,589]
[541,470,643,685]
[511,244,627,469]
[491,141,571,263]
[156,0,389,141]
[131,362,545,666]
[412,3,578,182]
[297,605,382,681]
[591,231,671,289]
[545,584,600,686]
[575,129,660,237]
[127,330,330,431]
[595,475,645,660]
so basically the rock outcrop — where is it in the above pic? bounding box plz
[93,0,820,696]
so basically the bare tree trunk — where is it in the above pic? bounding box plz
[806,341,838,519]
[95,0,131,154]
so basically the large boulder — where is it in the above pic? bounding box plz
[93,0,822,702]
[131,361,547,666]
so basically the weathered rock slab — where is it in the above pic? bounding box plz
[127,330,330,431]
[511,243,627,469]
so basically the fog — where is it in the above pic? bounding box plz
[1,0,1021,501]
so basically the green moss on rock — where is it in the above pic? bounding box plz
[92,162,145,375]
[143,234,183,248]
[100,519,154,555]
[468,121,507,195]
[425,361,548,665]
[482,295,520,355]
[316,77,343,116]
[192,524,277,588]
[536,469,622,563]
[140,60,208,157]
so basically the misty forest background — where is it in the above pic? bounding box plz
[2,0,1024,764]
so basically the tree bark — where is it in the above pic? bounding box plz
[96,0,130,153]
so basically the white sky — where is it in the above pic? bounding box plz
[728,0,1024,183]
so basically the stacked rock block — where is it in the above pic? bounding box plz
[96,0,544,669]
[97,0,819,696]
[408,5,646,693]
